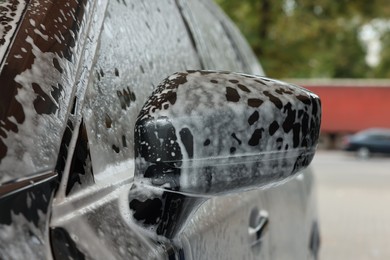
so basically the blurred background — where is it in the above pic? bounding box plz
[216,1,390,259]
[215,0,390,79]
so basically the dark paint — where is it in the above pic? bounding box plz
[129,186,205,239]
[136,117,183,167]
[248,128,264,146]
[0,0,88,174]
[65,122,95,196]
[179,128,194,159]
[55,120,74,176]
[238,84,251,93]
[134,71,321,196]
[248,111,259,125]
[0,172,57,226]
[231,133,242,145]
[264,91,283,109]
[131,71,321,246]
[225,86,240,102]
[130,197,163,225]
[269,121,280,136]
[247,98,263,108]
[0,0,321,258]
[0,0,104,258]
[50,227,86,260]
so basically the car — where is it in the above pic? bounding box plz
[0,0,321,259]
[343,128,390,158]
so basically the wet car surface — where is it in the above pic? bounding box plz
[0,0,321,259]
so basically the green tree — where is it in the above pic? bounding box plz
[216,0,390,78]
[373,24,390,77]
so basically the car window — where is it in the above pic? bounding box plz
[371,133,390,141]
[82,0,202,181]
[176,0,264,76]
[359,131,388,140]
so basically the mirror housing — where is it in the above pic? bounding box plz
[134,70,321,196]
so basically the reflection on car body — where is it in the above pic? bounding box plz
[0,0,321,259]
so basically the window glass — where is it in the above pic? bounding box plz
[177,0,264,75]
[83,0,202,178]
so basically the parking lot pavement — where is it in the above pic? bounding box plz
[311,151,390,260]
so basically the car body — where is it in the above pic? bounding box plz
[0,0,320,259]
[343,128,390,158]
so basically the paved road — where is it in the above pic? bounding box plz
[311,151,390,260]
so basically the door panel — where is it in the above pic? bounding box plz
[51,0,202,258]
[172,1,317,259]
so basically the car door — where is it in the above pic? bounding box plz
[0,0,318,259]
[0,1,107,259]
[49,0,207,259]
[368,133,390,153]
[49,0,274,258]
[0,0,204,259]
[173,1,319,259]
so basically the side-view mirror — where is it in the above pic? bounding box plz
[129,70,321,239]
[134,70,321,195]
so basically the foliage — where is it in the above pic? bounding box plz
[372,24,390,78]
[215,0,390,78]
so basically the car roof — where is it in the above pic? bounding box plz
[357,128,390,136]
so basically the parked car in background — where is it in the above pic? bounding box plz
[343,128,390,158]
[0,0,321,259]
[289,79,390,149]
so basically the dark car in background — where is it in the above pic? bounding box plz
[0,0,321,259]
[343,128,390,158]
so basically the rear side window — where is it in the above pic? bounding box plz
[370,133,390,141]
[177,0,264,75]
